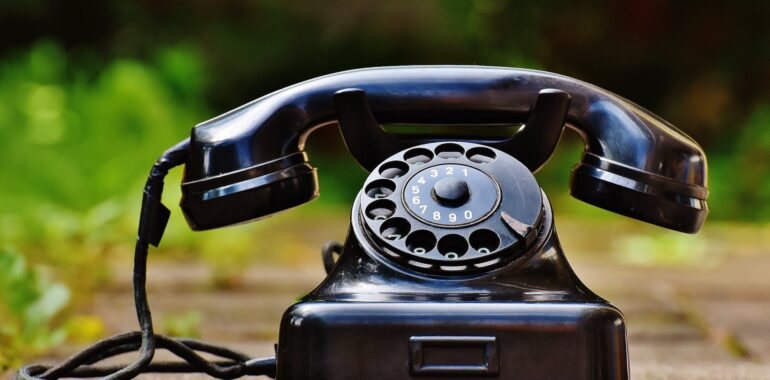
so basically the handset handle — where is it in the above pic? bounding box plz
[333,87,571,171]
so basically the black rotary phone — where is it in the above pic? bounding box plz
[17,66,708,380]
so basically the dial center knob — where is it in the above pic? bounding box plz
[432,177,470,205]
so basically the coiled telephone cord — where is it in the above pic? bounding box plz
[16,139,277,379]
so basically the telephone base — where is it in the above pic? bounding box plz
[277,301,628,380]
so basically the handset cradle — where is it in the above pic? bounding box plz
[332,87,571,172]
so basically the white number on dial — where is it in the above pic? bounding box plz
[433,211,441,220]
[445,167,454,175]
[411,185,420,194]
[430,169,438,177]
[449,213,457,222]
[419,205,427,214]
[412,196,421,205]
[464,210,473,219]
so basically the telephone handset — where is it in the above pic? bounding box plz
[17,66,708,380]
[180,66,707,233]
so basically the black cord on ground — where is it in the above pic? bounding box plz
[15,139,277,380]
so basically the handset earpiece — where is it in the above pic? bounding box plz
[567,99,708,233]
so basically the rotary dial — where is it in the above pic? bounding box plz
[357,142,545,275]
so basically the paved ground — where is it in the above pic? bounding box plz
[23,218,770,379]
[35,255,767,379]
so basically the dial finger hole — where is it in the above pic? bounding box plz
[469,229,501,254]
[434,143,465,159]
[365,179,396,199]
[404,148,434,165]
[466,147,497,164]
[380,218,411,240]
[437,234,468,259]
[379,161,409,179]
[365,199,396,221]
[405,230,437,255]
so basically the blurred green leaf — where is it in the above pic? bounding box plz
[25,283,70,327]
[709,104,770,221]
[0,246,69,368]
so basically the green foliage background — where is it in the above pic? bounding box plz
[0,0,768,368]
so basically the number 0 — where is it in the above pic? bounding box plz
[464,210,473,219]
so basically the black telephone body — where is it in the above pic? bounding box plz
[175,66,708,380]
